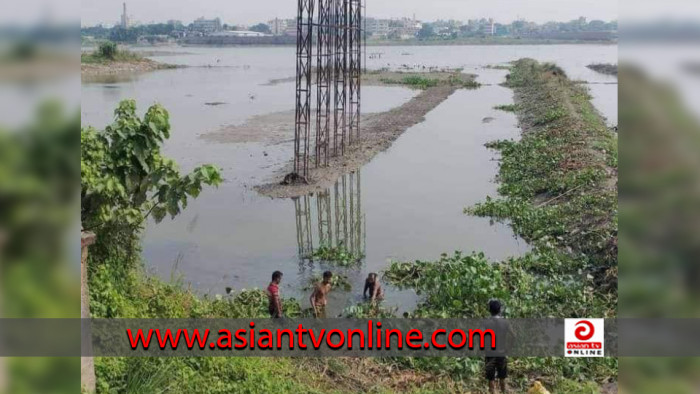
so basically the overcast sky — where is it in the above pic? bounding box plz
[81,0,617,27]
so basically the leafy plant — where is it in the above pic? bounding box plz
[308,244,363,266]
[98,41,117,60]
[81,99,222,230]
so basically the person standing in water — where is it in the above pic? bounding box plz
[310,271,333,318]
[363,273,384,301]
[267,271,283,318]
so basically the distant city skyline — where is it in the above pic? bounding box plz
[80,0,617,27]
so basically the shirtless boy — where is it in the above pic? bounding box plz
[310,271,333,318]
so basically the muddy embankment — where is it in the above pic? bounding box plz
[202,69,479,198]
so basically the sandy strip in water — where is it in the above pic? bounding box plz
[202,69,476,198]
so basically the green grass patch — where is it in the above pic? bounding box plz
[81,41,144,64]
[379,73,480,89]
[494,104,519,112]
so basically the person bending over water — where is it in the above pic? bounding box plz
[363,273,384,301]
[310,271,333,318]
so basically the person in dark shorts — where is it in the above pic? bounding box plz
[484,299,514,393]
[267,271,283,318]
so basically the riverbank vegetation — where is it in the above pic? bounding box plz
[369,69,481,89]
[493,104,519,112]
[81,41,177,76]
[81,42,139,63]
[382,58,618,392]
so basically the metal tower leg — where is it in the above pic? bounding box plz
[348,0,362,144]
[315,0,332,167]
[294,0,315,177]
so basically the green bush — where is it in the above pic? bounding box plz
[98,41,117,60]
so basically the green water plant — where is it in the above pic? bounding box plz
[309,244,364,266]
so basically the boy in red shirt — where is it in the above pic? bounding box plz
[267,271,283,318]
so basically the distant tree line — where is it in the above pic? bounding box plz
[82,23,181,43]
[81,21,276,44]
[82,17,618,44]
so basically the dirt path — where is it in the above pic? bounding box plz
[254,85,457,198]
[200,68,477,198]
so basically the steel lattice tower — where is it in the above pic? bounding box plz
[294,0,315,177]
[332,0,348,156]
[292,0,362,177]
[348,0,362,144]
[315,0,333,167]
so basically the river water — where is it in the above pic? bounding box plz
[81,44,617,315]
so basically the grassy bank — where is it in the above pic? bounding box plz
[383,59,618,392]
[89,257,463,393]
[366,69,480,89]
[81,41,177,75]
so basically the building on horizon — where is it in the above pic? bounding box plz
[366,17,391,38]
[389,17,422,39]
[192,17,222,33]
[283,19,297,36]
[268,18,289,35]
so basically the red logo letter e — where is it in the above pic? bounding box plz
[574,320,594,341]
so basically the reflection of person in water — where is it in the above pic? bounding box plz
[310,271,333,318]
[363,273,384,302]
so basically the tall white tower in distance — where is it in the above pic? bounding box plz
[121,2,129,29]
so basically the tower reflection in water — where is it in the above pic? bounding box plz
[293,170,366,264]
